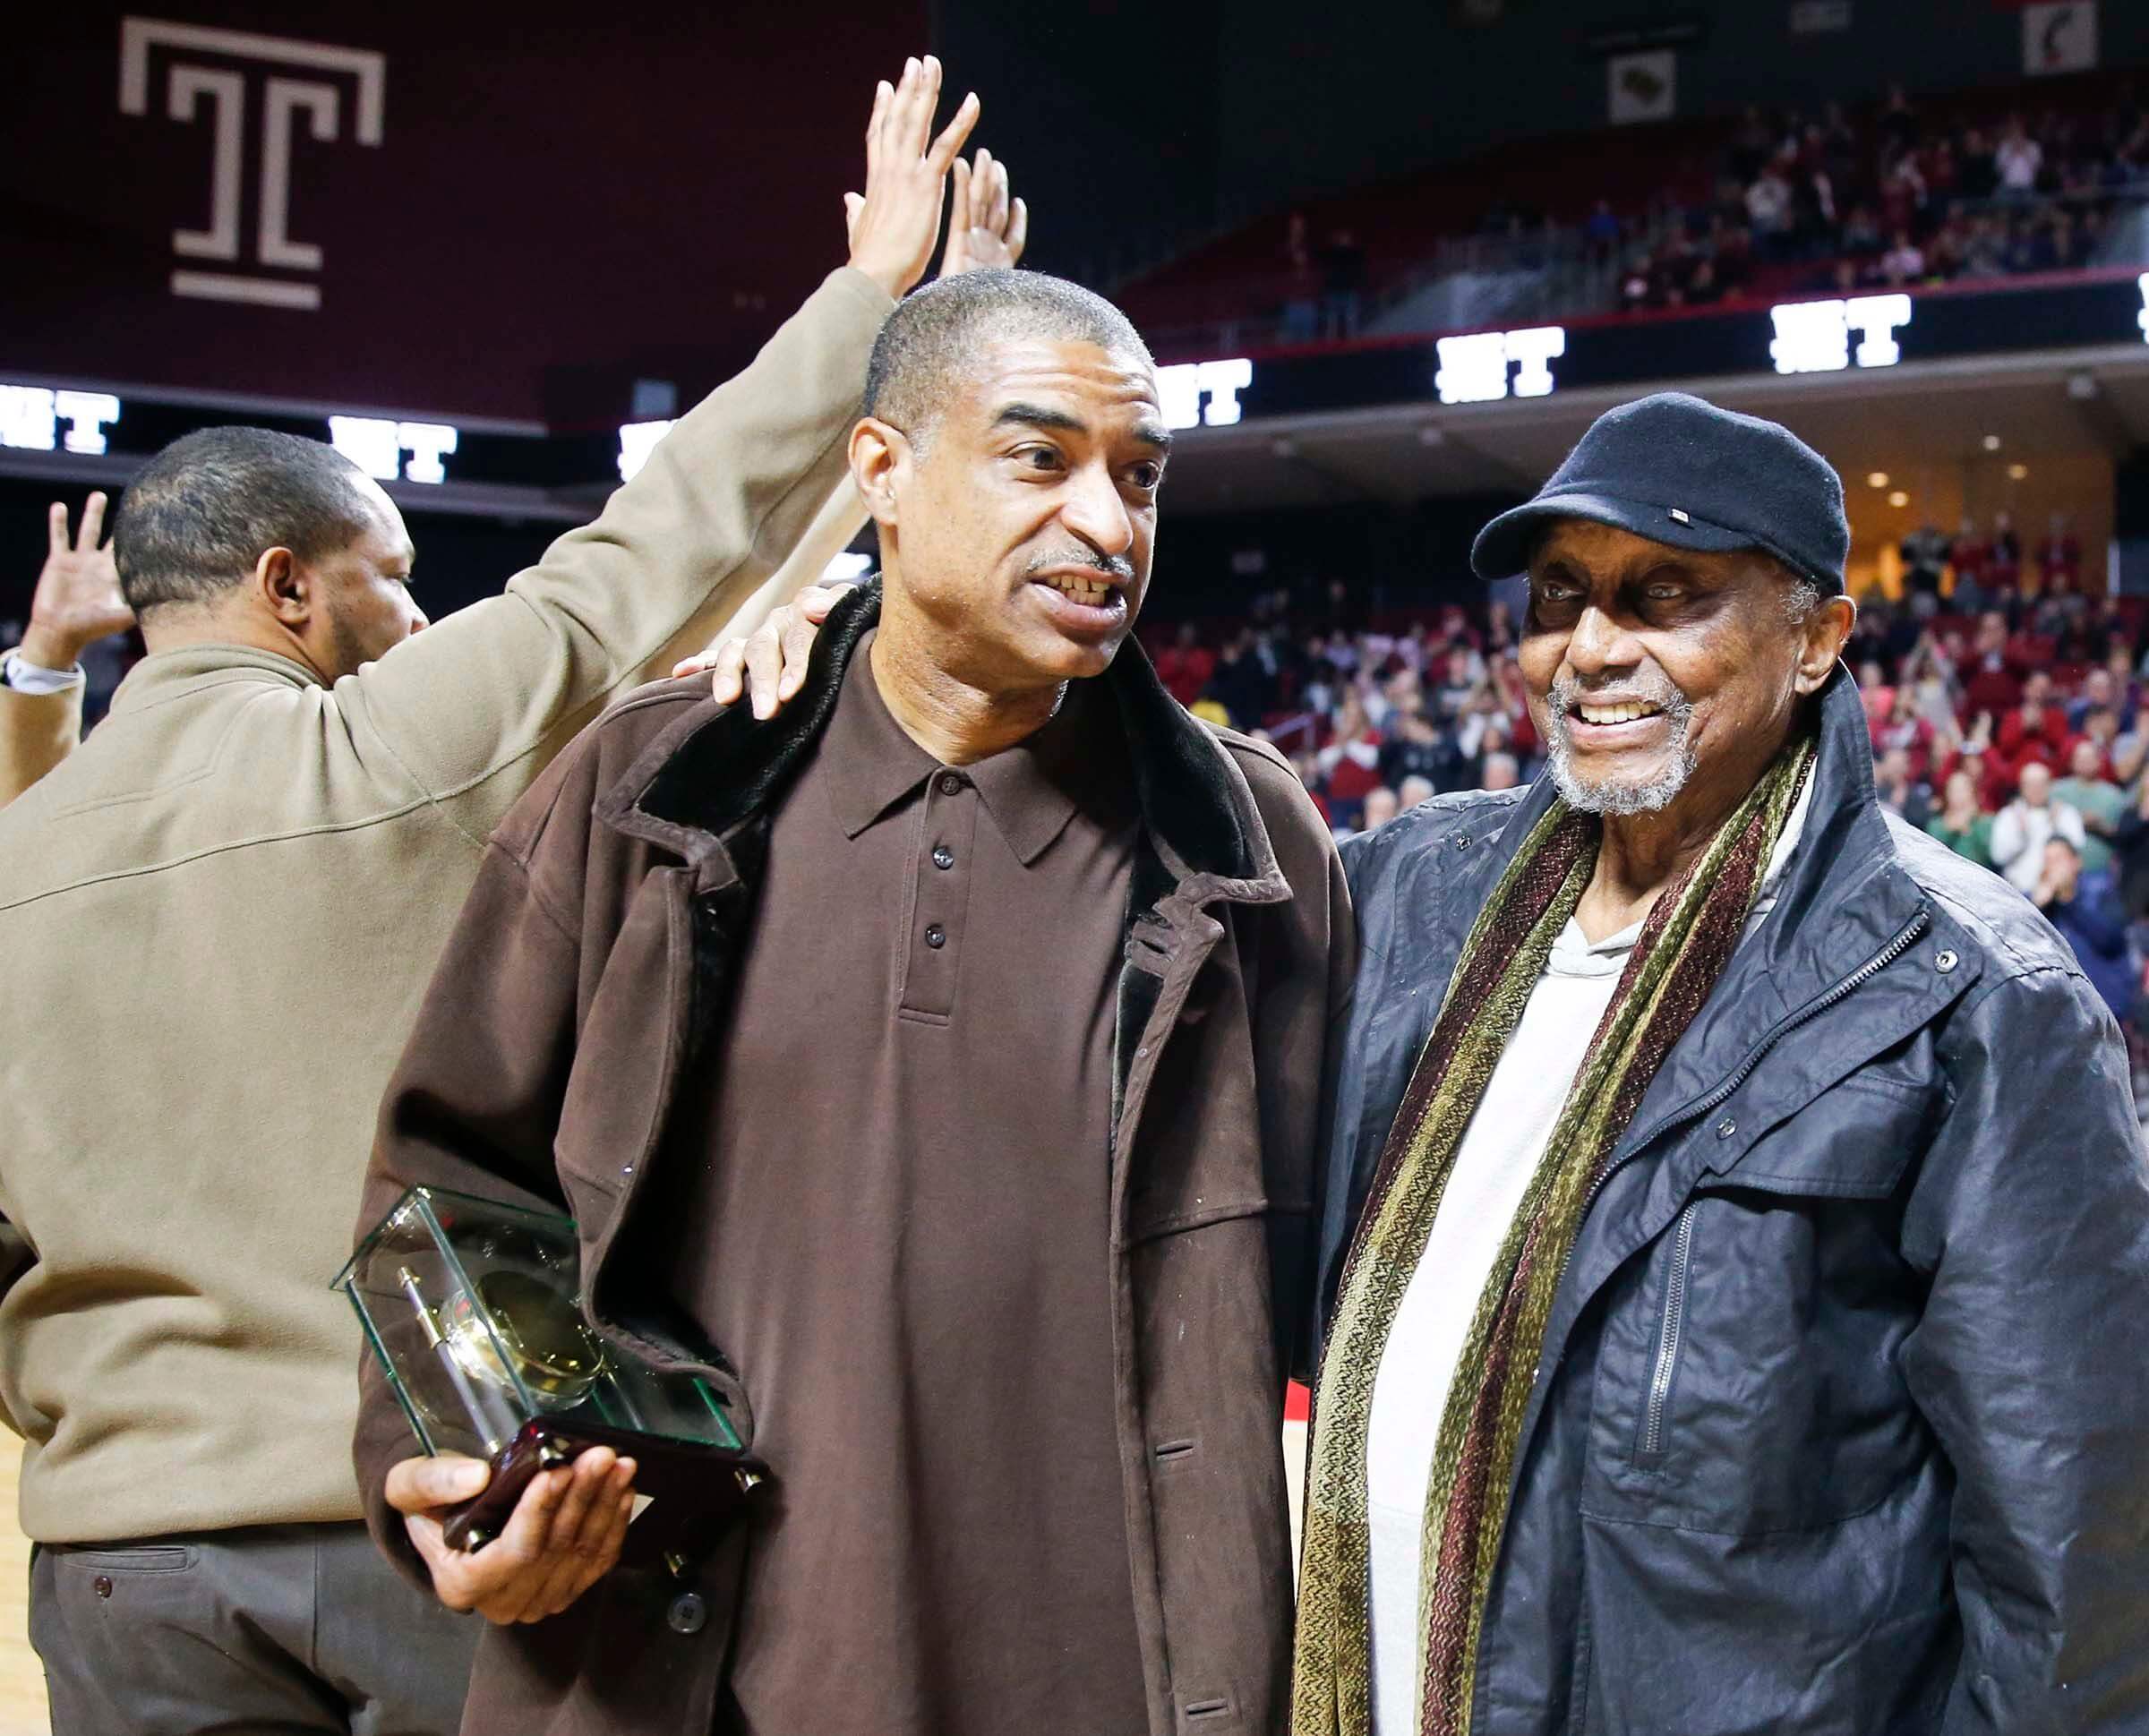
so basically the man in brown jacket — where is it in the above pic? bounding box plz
[0,57,1008,1734]
[358,268,1351,1736]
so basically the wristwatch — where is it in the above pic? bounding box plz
[0,648,84,695]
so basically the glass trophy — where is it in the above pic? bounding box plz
[337,1185,766,1553]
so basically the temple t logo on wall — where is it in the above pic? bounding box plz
[119,16,386,312]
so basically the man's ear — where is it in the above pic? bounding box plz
[1795,594,1856,694]
[849,416,911,530]
[253,547,310,628]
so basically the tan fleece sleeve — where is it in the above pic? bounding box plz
[335,266,890,818]
[0,680,83,808]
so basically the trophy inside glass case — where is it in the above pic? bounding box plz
[337,1185,766,1552]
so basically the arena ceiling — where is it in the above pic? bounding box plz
[1158,340,2149,520]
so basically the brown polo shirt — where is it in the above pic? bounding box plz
[658,629,1149,1736]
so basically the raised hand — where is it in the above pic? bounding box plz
[938,146,1028,278]
[386,1447,638,1625]
[843,56,980,301]
[21,493,132,673]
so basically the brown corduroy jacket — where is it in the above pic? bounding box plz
[354,585,1354,1736]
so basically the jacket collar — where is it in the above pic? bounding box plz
[596,582,1286,900]
[107,644,321,714]
[1610,663,1937,1145]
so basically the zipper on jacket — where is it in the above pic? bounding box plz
[1636,1201,1698,1462]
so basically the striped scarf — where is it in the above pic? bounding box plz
[1293,738,1814,1736]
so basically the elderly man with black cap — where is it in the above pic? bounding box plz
[1296,392,2149,1736]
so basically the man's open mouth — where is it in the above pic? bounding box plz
[1036,571,1120,607]
[1032,571,1134,619]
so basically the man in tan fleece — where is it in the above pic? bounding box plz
[0,56,1014,1734]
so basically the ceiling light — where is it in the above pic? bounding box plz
[1867,471,1889,489]
[1982,434,2002,451]
[2008,463,2029,481]
[1888,490,1910,508]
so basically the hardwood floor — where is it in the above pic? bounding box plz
[0,1437,47,1735]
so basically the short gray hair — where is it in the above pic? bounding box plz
[861,269,1152,456]
[1782,576,1824,623]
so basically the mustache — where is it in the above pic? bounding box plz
[1545,671,1691,720]
[1024,548,1135,583]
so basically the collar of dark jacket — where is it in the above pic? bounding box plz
[595,580,1288,904]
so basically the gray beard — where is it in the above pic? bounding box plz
[1543,687,1698,816]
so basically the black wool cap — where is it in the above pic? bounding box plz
[1470,391,1849,594]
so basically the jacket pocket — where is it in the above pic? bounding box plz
[1585,1076,1933,1535]
[1577,1467,1956,1736]
[56,1544,193,1573]
[1706,1073,1931,1200]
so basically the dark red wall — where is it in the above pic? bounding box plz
[4,4,930,425]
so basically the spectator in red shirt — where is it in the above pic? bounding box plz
[1873,683,1937,782]
[1154,621,1215,709]
[1316,688,1383,818]
[1995,670,2069,782]
[1488,657,1539,760]
[1961,611,2025,718]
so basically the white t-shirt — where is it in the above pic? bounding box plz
[1996,135,2042,192]
[1364,778,1811,1734]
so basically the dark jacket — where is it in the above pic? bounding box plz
[1314,668,2149,1735]
[354,586,1352,1736]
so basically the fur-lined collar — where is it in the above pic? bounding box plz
[596,581,1278,891]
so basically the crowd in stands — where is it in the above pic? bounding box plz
[1151,517,2149,1102]
[1606,82,2147,313]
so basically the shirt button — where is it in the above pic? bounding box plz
[666,1590,707,1635]
[938,773,965,797]
[925,924,946,949]
[932,845,955,870]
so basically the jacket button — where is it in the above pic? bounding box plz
[924,924,946,949]
[1935,949,1958,973]
[92,1576,112,1599]
[932,845,955,870]
[1456,834,1473,850]
[1715,1117,1737,1139]
[666,1590,707,1635]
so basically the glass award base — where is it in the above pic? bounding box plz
[338,1185,770,1559]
